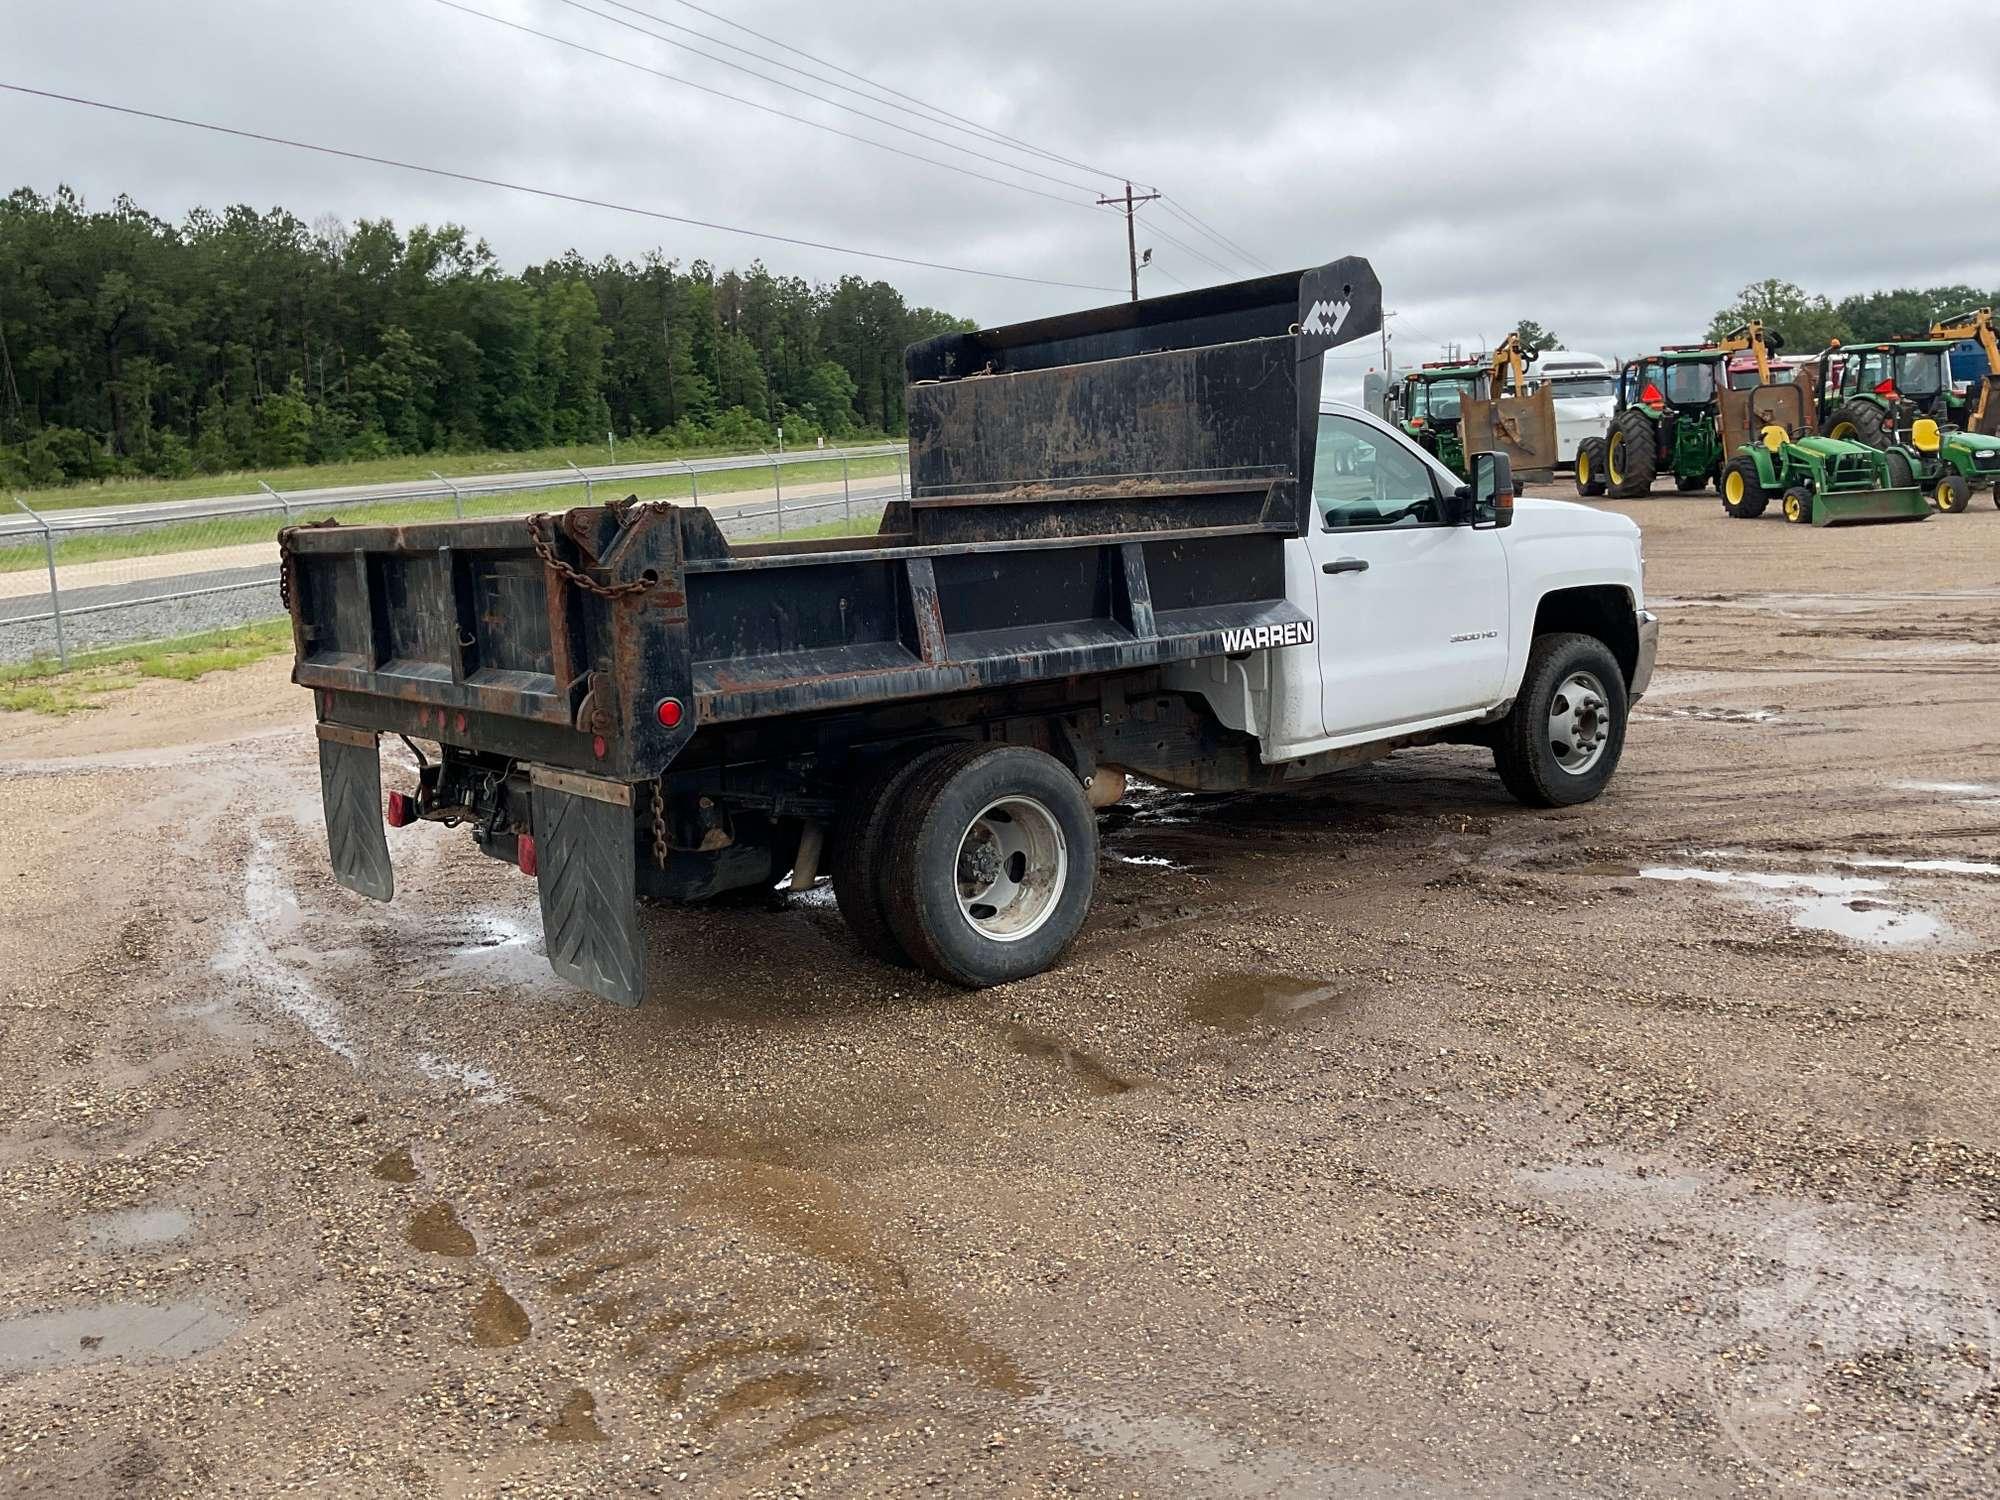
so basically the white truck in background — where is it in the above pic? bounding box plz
[1532,351,1619,464]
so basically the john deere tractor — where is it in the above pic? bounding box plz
[1395,362,1486,477]
[1575,325,1777,498]
[1396,335,1554,488]
[1814,313,2000,513]
[1714,366,1928,527]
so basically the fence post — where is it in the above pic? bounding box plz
[762,447,784,536]
[429,470,463,518]
[835,447,851,527]
[14,496,66,667]
[258,479,292,523]
[675,458,699,505]
[566,461,592,506]
[896,448,908,500]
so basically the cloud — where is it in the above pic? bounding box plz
[5,0,1998,391]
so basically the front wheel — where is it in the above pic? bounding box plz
[1782,486,1815,524]
[1492,632,1630,808]
[1575,437,1608,497]
[1935,472,1973,513]
[881,745,1098,987]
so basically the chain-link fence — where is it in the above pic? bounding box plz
[2,444,908,665]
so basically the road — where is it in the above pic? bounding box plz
[0,444,903,539]
[2,498,1997,1496]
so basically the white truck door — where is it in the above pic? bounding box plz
[1307,410,1511,738]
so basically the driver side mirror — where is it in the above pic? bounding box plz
[1455,451,1515,528]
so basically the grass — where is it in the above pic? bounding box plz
[0,455,902,574]
[13,437,901,513]
[0,619,293,715]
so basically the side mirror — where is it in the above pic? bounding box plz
[1461,450,1515,528]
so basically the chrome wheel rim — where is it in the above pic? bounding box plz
[955,796,1067,942]
[1548,670,1611,776]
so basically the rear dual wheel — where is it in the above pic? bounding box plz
[835,743,1097,987]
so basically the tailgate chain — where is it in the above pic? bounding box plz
[527,513,657,600]
[650,780,669,870]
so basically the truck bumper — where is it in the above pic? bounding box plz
[1630,609,1660,703]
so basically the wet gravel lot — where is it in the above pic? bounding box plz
[1,494,1997,1497]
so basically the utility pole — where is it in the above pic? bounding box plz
[1097,181,1162,301]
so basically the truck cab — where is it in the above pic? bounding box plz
[1530,351,1618,464]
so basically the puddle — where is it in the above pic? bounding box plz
[0,1301,239,1374]
[218,830,359,1062]
[470,1278,531,1347]
[1187,974,1354,1034]
[1639,867,1943,947]
[372,1144,419,1183]
[1896,779,2000,811]
[1644,705,1783,724]
[407,1200,477,1257]
[1843,855,2000,878]
[1002,1023,1137,1096]
[441,912,550,986]
[545,1385,606,1442]
[1110,853,1189,870]
[85,1206,193,1250]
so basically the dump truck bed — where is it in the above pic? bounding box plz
[285,258,1383,783]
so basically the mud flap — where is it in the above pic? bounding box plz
[317,723,393,901]
[530,768,646,1007]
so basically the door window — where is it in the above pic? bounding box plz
[1315,414,1444,530]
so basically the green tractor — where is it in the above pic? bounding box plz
[1814,324,2000,513]
[1715,380,1929,527]
[1394,361,1486,477]
[1575,330,1770,498]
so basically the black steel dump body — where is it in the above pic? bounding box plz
[284,258,1381,784]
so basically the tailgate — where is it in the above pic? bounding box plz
[282,507,693,779]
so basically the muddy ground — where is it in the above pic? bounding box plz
[2,495,1997,1498]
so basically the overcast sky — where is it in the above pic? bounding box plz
[6,0,2000,398]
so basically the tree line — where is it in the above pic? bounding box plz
[1705,278,2000,352]
[0,186,973,488]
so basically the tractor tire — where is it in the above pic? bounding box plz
[1574,438,1608,497]
[1825,400,1888,448]
[880,744,1098,988]
[1675,471,1709,492]
[1604,410,1658,498]
[1782,486,1815,525]
[830,742,969,966]
[1885,450,1916,490]
[1720,455,1769,519]
[1491,632,1629,809]
[1934,472,1973,513]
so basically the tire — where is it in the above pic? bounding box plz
[1885,449,1915,489]
[1604,409,1658,498]
[1825,399,1888,448]
[1675,471,1709,492]
[1574,437,1608,497]
[1719,455,1768,519]
[1934,472,1973,513]
[881,746,1098,988]
[829,742,967,965]
[1782,486,1815,524]
[1491,632,1629,808]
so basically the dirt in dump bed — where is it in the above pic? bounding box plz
[1,495,1998,1498]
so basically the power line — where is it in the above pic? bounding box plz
[1161,197,1272,273]
[655,0,1144,187]
[429,0,1096,211]
[0,82,1124,293]
[549,0,1106,197]
[1143,220,1236,280]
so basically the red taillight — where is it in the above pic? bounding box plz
[385,791,415,828]
[516,834,538,877]
[655,697,685,729]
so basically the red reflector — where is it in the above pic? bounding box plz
[1874,379,1898,396]
[655,697,685,729]
[385,791,415,828]
[591,735,608,759]
[1641,383,1664,405]
[517,834,538,877]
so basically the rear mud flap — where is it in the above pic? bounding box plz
[530,768,646,1007]
[317,723,393,901]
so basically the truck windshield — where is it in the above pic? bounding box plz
[1664,362,1717,405]
[1411,379,1476,419]
[1896,352,1947,396]
[1544,377,1615,400]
